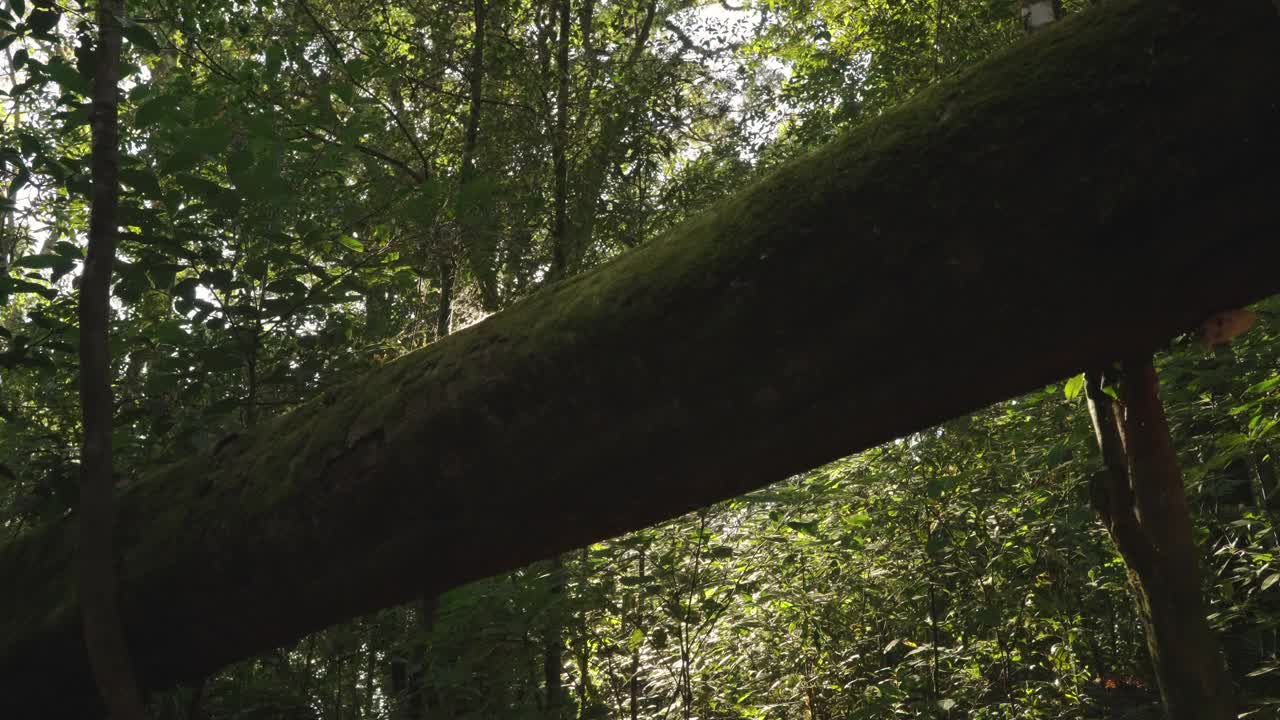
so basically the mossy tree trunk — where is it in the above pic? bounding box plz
[1086,360,1236,719]
[2,1,1279,716]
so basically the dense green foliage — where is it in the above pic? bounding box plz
[2,0,1279,717]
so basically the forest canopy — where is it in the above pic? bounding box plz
[2,0,1280,719]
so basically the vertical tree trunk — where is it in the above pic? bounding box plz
[364,623,378,719]
[365,285,392,344]
[575,547,592,719]
[243,326,261,428]
[331,655,344,719]
[1084,358,1236,720]
[435,260,455,340]
[458,0,496,307]
[545,554,566,718]
[1024,3,1229,714]
[0,44,26,276]
[460,0,486,189]
[186,678,205,720]
[550,0,571,277]
[78,1,148,718]
[563,0,655,268]
[405,593,438,720]
[628,549,644,720]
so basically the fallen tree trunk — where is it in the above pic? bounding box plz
[3,0,1279,714]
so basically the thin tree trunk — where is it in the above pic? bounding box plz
[1084,359,1236,720]
[405,593,438,720]
[545,554,566,718]
[457,0,496,307]
[364,624,377,719]
[628,550,644,720]
[435,260,455,340]
[1026,4,1229,714]
[928,582,940,701]
[186,678,205,720]
[460,0,486,187]
[550,0,571,277]
[563,0,656,267]
[0,45,24,275]
[331,654,343,720]
[575,547,591,719]
[243,326,260,427]
[78,0,148,717]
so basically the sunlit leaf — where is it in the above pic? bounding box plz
[1063,373,1085,400]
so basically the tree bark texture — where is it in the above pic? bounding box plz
[2,1,1279,715]
[77,0,149,718]
[1086,361,1236,720]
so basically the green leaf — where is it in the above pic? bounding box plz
[146,263,182,290]
[189,125,234,155]
[267,278,307,296]
[149,319,189,345]
[121,21,161,52]
[265,44,283,77]
[333,81,355,106]
[199,268,233,289]
[344,58,368,79]
[785,520,820,537]
[12,253,71,272]
[846,509,871,527]
[1247,376,1280,396]
[135,95,181,127]
[120,167,163,198]
[243,255,268,278]
[25,0,56,35]
[56,102,92,129]
[337,235,364,253]
[42,59,90,95]
[113,261,149,302]
[0,275,55,300]
[175,172,226,199]
[161,149,203,174]
[198,347,242,371]
[226,147,255,188]
[1063,373,1085,401]
[172,277,198,302]
[1262,573,1280,592]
